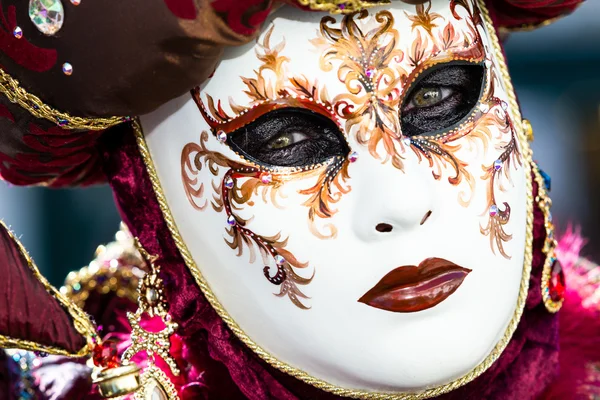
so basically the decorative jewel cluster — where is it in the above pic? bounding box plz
[535,163,565,313]
[25,0,82,76]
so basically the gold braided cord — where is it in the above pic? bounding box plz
[297,0,390,14]
[0,220,96,357]
[0,67,126,130]
[134,0,535,396]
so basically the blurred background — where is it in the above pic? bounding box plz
[1,1,599,286]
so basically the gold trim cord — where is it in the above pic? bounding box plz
[0,67,127,130]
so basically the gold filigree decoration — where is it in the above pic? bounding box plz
[297,0,390,14]
[0,220,97,357]
[181,133,315,308]
[195,24,352,238]
[136,0,538,395]
[135,365,180,400]
[0,67,127,130]
[61,224,145,308]
[315,10,406,170]
[122,240,180,377]
[533,163,563,313]
[405,2,443,36]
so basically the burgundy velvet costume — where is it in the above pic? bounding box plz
[0,1,596,399]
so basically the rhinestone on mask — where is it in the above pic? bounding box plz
[489,205,498,217]
[62,62,73,76]
[349,151,359,163]
[479,103,489,113]
[28,0,65,36]
[217,130,227,143]
[260,172,272,184]
[224,176,234,189]
[227,215,237,226]
[403,137,412,147]
[366,67,376,79]
[275,255,286,265]
[493,159,503,171]
[501,101,509,111]
[13,26,23,39]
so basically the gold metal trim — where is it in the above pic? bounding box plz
[297,0,390,14]
[532,164,563,313]
[133,0,535,397]
[0,67,127,130]
[0,220,97,357]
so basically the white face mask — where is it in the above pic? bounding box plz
[140,0,532,393]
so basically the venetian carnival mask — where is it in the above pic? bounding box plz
[139,0,532,394]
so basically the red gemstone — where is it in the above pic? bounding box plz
[92,340,119,369]
[548,259,565,302]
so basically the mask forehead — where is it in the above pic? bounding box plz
[201,0,488,125]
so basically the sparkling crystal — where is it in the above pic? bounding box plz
[70,0,80,4]
[217,130,227,143]
[275,255,285,265]
[349,151,359,163]
[501,100,509,111]
[13,26,23,39]
[338,3,346,10]
[548,258,565,302]
[260,172,272,184]
[62,62,73,76]
[224,176,234,189]
[539,167,551,192]
[403,137,412,147]
[57,118,68,126]
[28,0,65,36]
[493,159,502,171]
[92,341,119,368]
[479,103,489,113]
[484,59,492,68]
[227,215,236,226]
[145,287,159,306]
[365,67,376,79]
[489,205,498,217]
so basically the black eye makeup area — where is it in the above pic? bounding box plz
[226,108,349,168]
[400,62,486,138]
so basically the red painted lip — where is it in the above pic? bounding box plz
[358,257,471,313]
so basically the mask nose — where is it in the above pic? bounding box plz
[351,156,436,242]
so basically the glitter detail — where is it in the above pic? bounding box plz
[227,215,237,226]
[224,176,234,189]
[489,205,498,216]
[217,130,227,143]
[62,62,73,76]
[349,151,359,163]
[493,159,502,171]
[28,0,65,36]
[275,255,286,265]
[13,26,23,39]
[365,67,376,79]
[260,172,272,184]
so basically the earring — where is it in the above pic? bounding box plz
[533,162,564,313]
[121,239,180,400]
